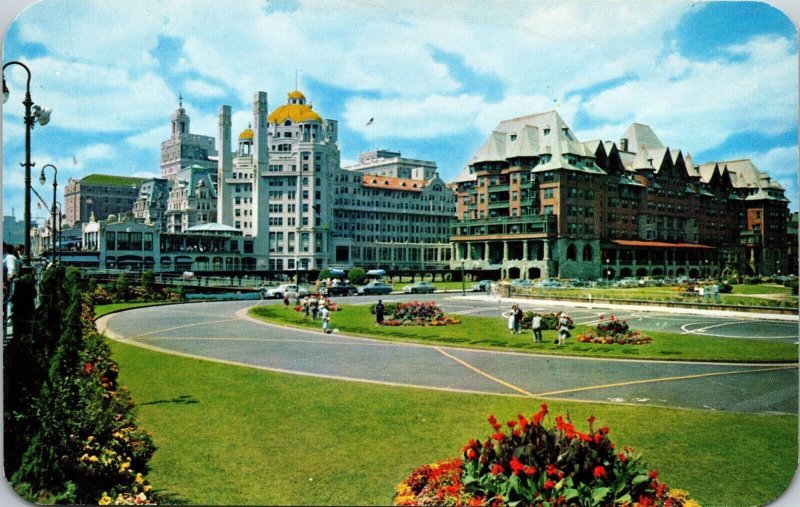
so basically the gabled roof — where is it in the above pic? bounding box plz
[620,123,664,152]
[683,153,699,178]
[452,166,477,183]
[698,159,785,191]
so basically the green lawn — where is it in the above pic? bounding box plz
[731,284,793,295]
[249,305,798,363]
[108,339,797,506]
[95,301,176,318]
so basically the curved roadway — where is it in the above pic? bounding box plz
[98,298,798,415]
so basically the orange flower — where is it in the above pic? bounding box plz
[491,463,504,476]
[593,466,607,479]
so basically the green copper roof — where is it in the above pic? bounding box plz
[81,174,146,186]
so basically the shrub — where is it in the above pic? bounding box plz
[380,301,461,326]
[115,273,130,302]
[369,302,400,316]
[784,278,798,296]
[520,312,573,331]
[394,406,697,506]
[348,267,367,286]
[718,281,733,294]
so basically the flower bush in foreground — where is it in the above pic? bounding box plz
[394,405,699,506]
[576,315,652,346]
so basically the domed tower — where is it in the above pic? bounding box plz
[264,90,340,273]
[161,94,217,181]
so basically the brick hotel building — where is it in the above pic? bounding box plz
[449,111,790,280]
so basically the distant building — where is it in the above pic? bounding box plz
[165,166,217,233]
[132,178,171,229]
[64,174,146,227]
[3,209,27,246]
[160,94,217,181]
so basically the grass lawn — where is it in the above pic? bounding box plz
[95,301,176,318]
[108,339,797,506]
[731,284,793,295]
[249,305,798,363]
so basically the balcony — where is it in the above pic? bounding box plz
[450,214,556,238]
[739,230,762,246]
[488,184,509,193]
[487,200,508,209]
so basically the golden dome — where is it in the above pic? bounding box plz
[268,92,322,125]
[239,128,254,140]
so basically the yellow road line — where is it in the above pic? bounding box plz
[434,346,536,398]
[535,365,796,397]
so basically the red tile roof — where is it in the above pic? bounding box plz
[361,175,428,192]
[611,240,714,249]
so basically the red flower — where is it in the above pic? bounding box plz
[492,432,505,441]
[618,452,627,462]
[638,496,654,507]
[578,432,591,443]
[587,415,596,425]
[599,426,610,435]
[506,419,517,428]
[546,464,560,477]
[491,463,504,476]
[83,362,93,374]
[543,479,556,490]
[488,415,498,426]
[656,482,667,498]
[523,466,537,476]
[593,466,607,479]
[594,433,604,444]
[509,457,525,475]
[466,448,477,460]
[648,469,659,479]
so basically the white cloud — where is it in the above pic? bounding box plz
[583,35,798,154]
[184,80,226,99]
[126,126,170,150]
[344,94,484,139]
[77,143,115,161]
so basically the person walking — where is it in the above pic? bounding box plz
[320,305,330,333]
[302,296,310,319]
[3,243,19,338]
[531,313,543,343]
[712,283,720,304]
[310,295,320,320]
[557,312,570,345]
[508,305,516,334]
[375,299,385,325]
[513,305,523,334]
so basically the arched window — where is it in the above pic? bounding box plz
[566,243,576,261]
[302,177,309,186]
[284,120,292,127]
[582,244,593,262]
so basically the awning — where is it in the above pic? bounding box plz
[366,269,386,276]
[329,268,346,276]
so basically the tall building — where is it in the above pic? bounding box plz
[64,174,145,227]
[450,111,789,279]
[160,94,217,181]
[3,209,27,246]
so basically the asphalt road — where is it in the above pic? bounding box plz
[98,295,798,415]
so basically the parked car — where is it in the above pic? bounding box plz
[471,279,493,292]
[323,283,358,297]
[403,281,436,294]
[358,281,393,295]
[511,279,535,288]
[535,279,562,288]
[262,284,309,299]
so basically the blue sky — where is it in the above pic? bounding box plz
[2,0,798,223]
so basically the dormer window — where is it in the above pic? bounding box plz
[544,128,550,135]
[510,134,517,141]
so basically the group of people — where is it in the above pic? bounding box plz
[299,294,332,333]
[507,305,571,346]
[696,283,721,303]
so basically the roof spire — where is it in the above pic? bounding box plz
[179,92,183,108]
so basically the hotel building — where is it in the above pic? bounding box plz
[450,111,789,279]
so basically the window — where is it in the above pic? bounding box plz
[543,205,554,215]
[582,244,593,262]
[543,188,554,199]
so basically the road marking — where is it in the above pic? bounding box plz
[125,318,241,340]
[534,365,796,398]
[434,347,535,398]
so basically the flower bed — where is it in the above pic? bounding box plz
[381,301,461,326]
[576,315,652,345]
[394,406,698,506]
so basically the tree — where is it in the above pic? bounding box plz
[141,269,156,294]
[318,268,332,281]
[348,267,366,285]
[114,273,129,302]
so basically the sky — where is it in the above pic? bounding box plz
[1,0,798,224]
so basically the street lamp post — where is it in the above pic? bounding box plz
[39,164,58,262]
[461,260,465,296]
[605,258,611,286]
[3,60,52,266]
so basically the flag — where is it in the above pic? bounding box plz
[72,155,78,165]
[365,117,373,126]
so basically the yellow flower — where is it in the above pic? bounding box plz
[143,485,152,493]
[135,473,144,485]
[112,432,123,439]
[684,500,702,507]
[119,461,131,473]
[98,494,112,505]
[87,435,94,442]
[88,455,99,462]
